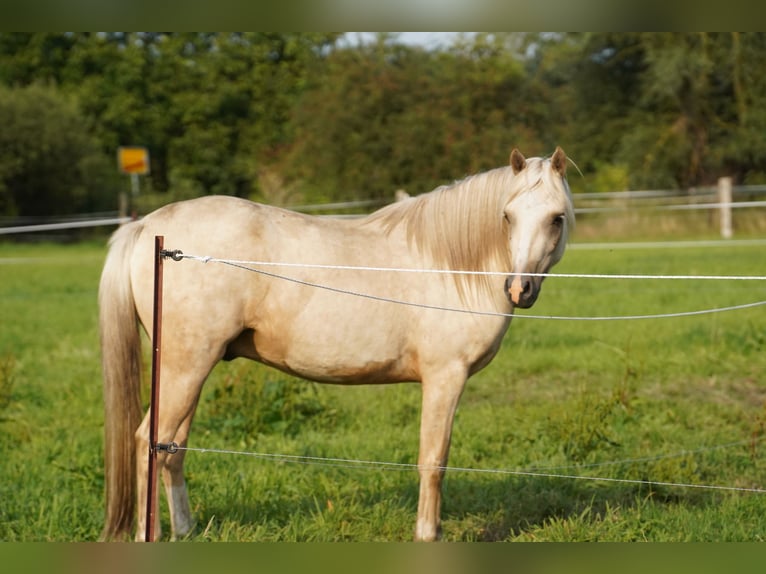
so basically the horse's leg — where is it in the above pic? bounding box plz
[134,353,216,541]
[162,410,197,539]
[414,363,467,542]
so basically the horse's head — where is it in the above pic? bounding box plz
[503,147,573,309]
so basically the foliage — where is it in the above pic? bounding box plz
[0,32,338,207]
[284,33,541,202]
[198,363,339,444]
[586,162,630,193]
[0,354,14,417]
[566,33,766,189]
[0,83,118,216]
[2,33,766,217]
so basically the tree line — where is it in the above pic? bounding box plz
[1,32,765,218]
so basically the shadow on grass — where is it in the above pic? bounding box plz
[440,472,714,541]
[177,466,714,541]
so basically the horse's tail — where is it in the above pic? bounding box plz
[98,221,144,541]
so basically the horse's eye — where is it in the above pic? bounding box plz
[552,214,565,227]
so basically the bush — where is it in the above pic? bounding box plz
[0,354,13,417]
[0,83,118,217]
[198,364,338,445]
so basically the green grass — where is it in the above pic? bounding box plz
[0,237,765,541]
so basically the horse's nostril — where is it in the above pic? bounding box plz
[522,280,532,295]
[505,275,537,306]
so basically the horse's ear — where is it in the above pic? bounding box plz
[551,146,567,177]
[510,149,526,174]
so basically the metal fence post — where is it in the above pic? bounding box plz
[145,235,165,542]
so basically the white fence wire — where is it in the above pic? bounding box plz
[154,244,765,495]
[178,252,766,322]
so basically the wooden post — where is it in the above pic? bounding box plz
[145,235,165,542]
[130,173,140,220]
[118,192,128,222]
[718,177,733,239]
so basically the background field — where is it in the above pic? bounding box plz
[1,232,765,541]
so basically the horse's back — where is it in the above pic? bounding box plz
[140,195,371,259]
[126,196,424,382]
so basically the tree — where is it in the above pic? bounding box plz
[282,34,539,203]
[3,32,765,211]
[0,32,340,201]
[558,32,766,189]
[0,83,117,217]
[163,33,340,197]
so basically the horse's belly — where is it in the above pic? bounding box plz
[227,326,418,384]
[282,355,411,384]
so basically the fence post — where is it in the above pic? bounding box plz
[118,192,128,222]
[145,235,165,542]
[718,177,733,239]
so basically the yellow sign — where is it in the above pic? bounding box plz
[118,146,150,175]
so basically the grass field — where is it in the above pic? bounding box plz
[1,234,765,542]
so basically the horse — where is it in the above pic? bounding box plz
[99,147,574,541]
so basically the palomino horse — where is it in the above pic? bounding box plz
[99,147,574,541]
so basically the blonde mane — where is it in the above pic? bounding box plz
[363,157,573,300]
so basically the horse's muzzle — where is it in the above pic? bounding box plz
[505,275,539,309]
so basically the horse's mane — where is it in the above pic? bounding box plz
[362,157,573,301]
